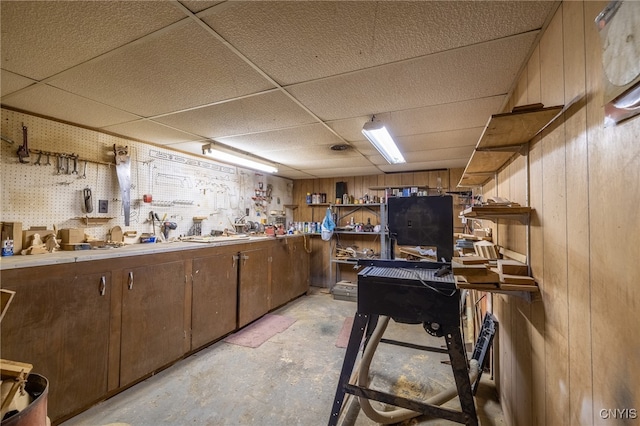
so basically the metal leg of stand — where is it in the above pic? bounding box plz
[328,313,370,426]
[443,324,478,426]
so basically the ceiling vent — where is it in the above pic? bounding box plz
[330,144,351,151]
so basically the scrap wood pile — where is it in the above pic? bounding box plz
[334,245,375,259]
[452,254,538,293]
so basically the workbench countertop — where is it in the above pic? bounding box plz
[0,235,301,270]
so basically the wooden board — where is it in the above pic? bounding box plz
[453,255,489,265]
[0,290,15,323]
[499,273,536,285]
[498,283,539,292]
[498,259,529,275]
[473,240,499,259]
[0,359,33,378]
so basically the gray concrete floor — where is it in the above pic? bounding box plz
[62,287,504,426]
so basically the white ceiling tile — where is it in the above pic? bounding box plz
[327,96,505,143]
[286,32,538,121]
[153,91,316,138]
[398,128,483,153]
[102,120,202,145]
[0,1,185,80]
[180,1,224,14]
[302,166,383,178]
[0,71,35,97]
[1,84,140,128]
[377,159,470,174]
[47,22,275,117]
[216,124,346,154]
[201,1,555,84]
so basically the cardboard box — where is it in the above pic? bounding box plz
[0,222,22,254]
[59,228,85,244]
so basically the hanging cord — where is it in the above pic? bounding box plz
[302,233,312,253]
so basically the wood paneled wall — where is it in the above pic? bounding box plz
[487,2,640,425]
[291,169,463,286]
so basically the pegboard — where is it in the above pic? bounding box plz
[1,108,293,244]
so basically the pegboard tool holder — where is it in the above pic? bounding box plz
[18,148,115,167]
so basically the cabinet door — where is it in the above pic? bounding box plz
[120,260,186,386]
[0,266,111,422]
[270,241,293,309]
[238,246,269,328]
[291,238,310,297]
[191,249,238,349]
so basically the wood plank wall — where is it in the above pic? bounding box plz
[291,169,464,286]
[487,2,640,425]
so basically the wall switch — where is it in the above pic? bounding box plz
[98,200,108,213]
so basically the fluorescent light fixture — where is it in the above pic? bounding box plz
[361,117,406,164]
[202,143,278,174]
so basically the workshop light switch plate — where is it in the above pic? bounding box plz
[98,200,108,213]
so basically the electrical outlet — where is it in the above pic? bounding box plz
[98,200,108,213]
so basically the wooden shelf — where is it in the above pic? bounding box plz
[454,275,539,302]
[458,104,564,187]
[72,216,114,226]
[461,205,532,224]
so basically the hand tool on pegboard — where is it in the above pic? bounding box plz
[114,145,131,226]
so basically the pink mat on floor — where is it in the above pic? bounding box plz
[335,316,354,348]
[224,314,296,348]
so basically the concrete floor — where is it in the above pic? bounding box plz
[62,287,504,426]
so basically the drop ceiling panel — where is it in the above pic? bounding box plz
[378,158,470,174]
[2,85,140,128]
[202,1,555,85]
[216,124,346,154]
[181,1,224,14]
[102,120,202,145]
[0,1,185,80]
[47,22,275,117]
[153,91,316,138]
[398,128,483,152]
[0,71,35,97]
[303,166,382,178]
[287,32,537,121]
[328,96,504,147]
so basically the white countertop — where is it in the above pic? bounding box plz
[0,234,300,270]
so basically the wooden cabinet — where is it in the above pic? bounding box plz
[289,237,310,299]
[269,238,310,310]
[0,263,112,421]
[191,247,238,350]
[237,244,270,328]
[119,258,186,386]
[0,235,309,422]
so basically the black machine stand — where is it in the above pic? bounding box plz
[328,260,496,426]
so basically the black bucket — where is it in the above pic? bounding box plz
[1,373,49,426]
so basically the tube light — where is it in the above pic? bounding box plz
[202,143,278,174]
[361,118,406,164]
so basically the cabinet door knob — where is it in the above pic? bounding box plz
[128,271,134,290]
[99,276,106,296]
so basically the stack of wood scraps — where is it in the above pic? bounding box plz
[452,256,538,294]
[495,259,537,291]
[452,256,499,290]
